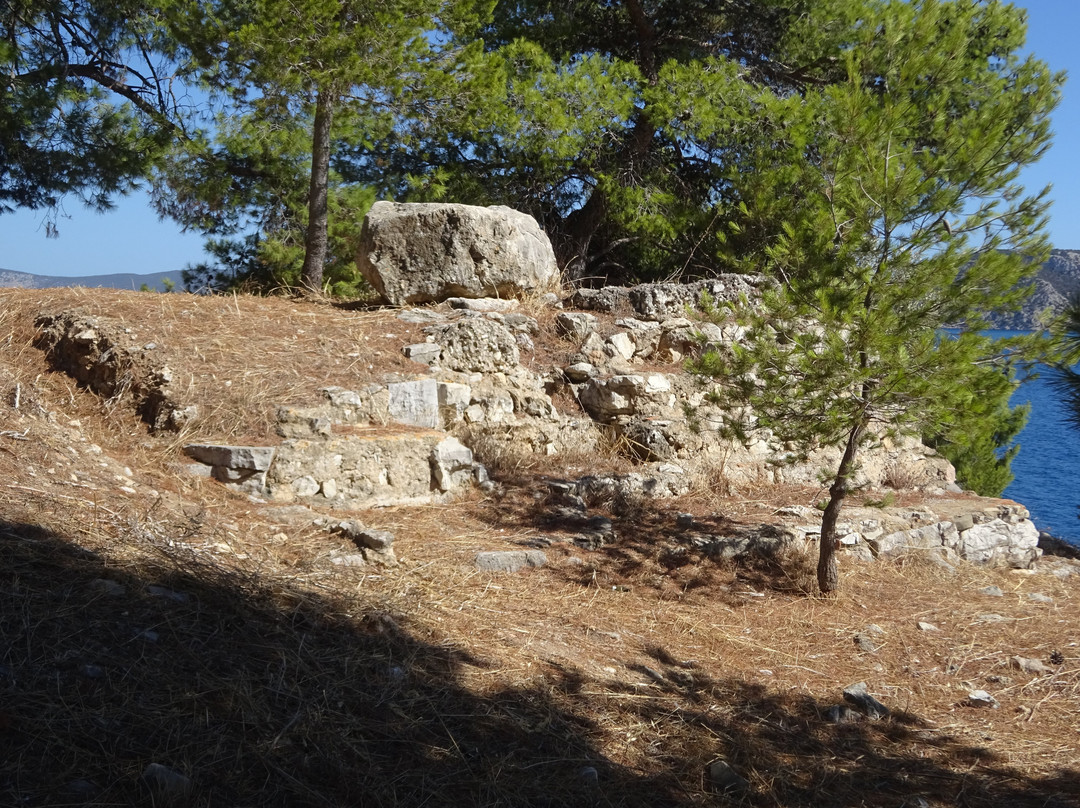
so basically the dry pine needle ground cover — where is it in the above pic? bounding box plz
[0,287,1078,808]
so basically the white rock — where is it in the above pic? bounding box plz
[606,332,636,360]
[388,379,440,429]
[357,202,558,305]
[432,437,475,491]
[292,476,320,497]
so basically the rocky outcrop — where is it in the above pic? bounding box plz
[628,276,769,321]
[425,318,521,374]
[985,249,1080,330]
[356,202,559,305]
[783,501,1042,569]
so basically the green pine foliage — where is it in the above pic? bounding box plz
[2,0,183,216]
[692,0,1061,592]
[923,361,1028,498]
[1052,296,1080,431]
[357,0,862,282]
[158,0,494,293]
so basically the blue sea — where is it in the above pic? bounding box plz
[939,329,1079,546]
[1003,360,1080,547]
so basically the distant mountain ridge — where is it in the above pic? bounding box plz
[0,268,183,293]
[985,249,1080,330]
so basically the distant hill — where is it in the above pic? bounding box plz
[0,268,184,293]
[985,249,1080,330]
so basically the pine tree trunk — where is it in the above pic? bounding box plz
[818,421,864,593]
[301,88,333,293]
[552,2,657,281]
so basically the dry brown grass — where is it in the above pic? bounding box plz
[0,287,1078,808]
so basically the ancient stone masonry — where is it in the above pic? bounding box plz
[34,312,197,431]
[28,204,1043,570]
[785,501,1042,569]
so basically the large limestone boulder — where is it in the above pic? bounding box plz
[356,202,558,305]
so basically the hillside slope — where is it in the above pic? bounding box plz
[0,267,183,293]
[987,249,1080,330]
[0,287,1077,808]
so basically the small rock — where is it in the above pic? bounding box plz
[147,585,189,603]
[447,297,519,312]
[966,689,999,709]
[916,621,939,632]
[476,550,548,572]
[403,343,441,365]
[554,312,598,341]
[675,513,695,530]
[292,476,320,497]
[707,759,749,794]
[853,633,882,653]
[824,704,862,724]
[330,553,367,567]
[587,515,614,535]
[606,332,636,360]
[564,362,596,383]
[975,613,1006,623]
[502,313,540,334]
[842,682,889,719]
[90,578,126,597]
[1026,592,1053,604]
[338,523,394,551]
[142,763,192,804]
[578,766,599,785]
[1011,655,1052,675]
[79,664,105,679]
[60,779,101,801]
[979,585,1004,597]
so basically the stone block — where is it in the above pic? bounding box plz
[183,444,275,471]
[475,550,548,572]
[432,437,475,491]
[388,379,440,429]
[437,381,471,425]
[356,202,558,305]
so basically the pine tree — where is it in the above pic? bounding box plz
[694,0,1060,592]
[158,0,492,293]
[1052,297,1080,429]
[2,0,185,216]
[355,0,862,282]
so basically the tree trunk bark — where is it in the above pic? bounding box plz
[301,87,333,293]
[818,420,865,593]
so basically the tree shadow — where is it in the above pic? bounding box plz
[476,483,808,603]
[1,517,1077,807]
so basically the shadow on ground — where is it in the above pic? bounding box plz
[1,516,1077,807]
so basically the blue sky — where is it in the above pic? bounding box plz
[2,0,1078,279]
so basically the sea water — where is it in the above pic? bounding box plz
[1003,359,1080,546]
[937,330,1078,546]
